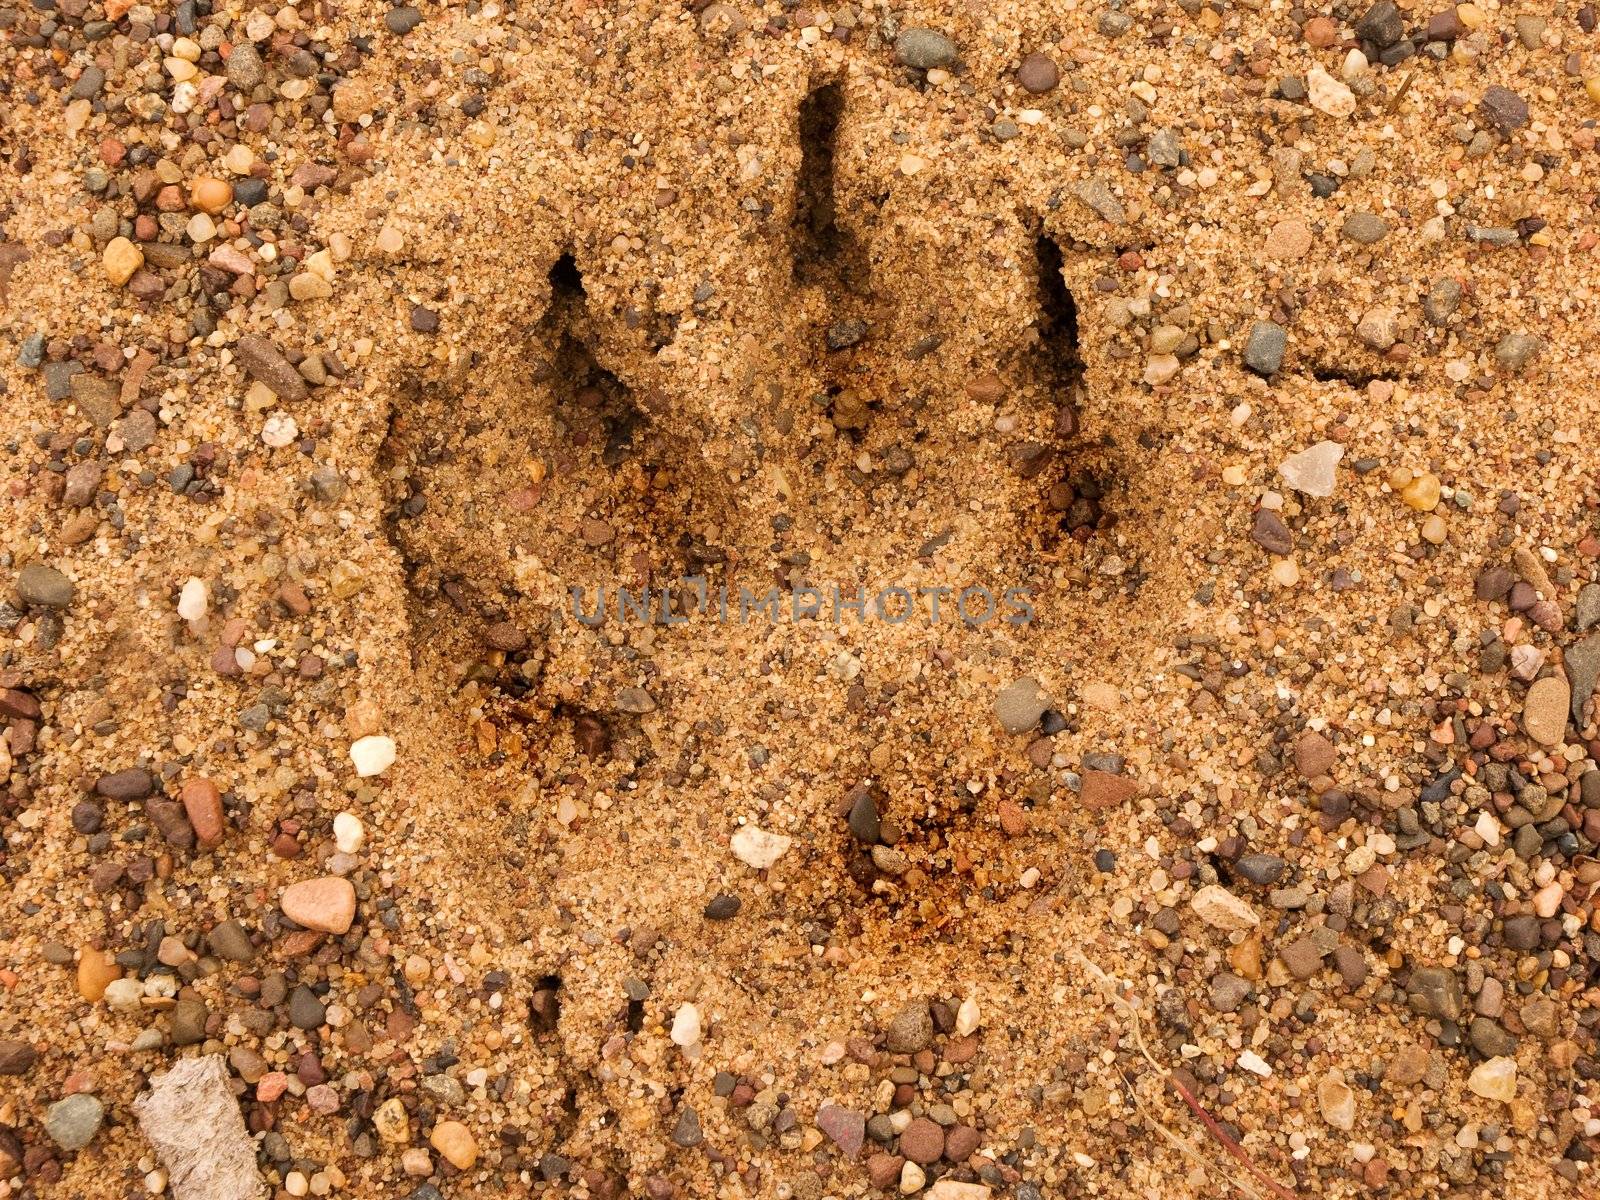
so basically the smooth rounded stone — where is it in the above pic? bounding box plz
[208,919,255,962]
[1250,509,1293,556]
[288,985,326,1030]
[671,1105,703,1148]
[1566,636,1600,723]
[894,28,957,69]
[885,1001,933,1053]
[1294,730,1337,779]
[943,1124,980,1162]
[1190,884,1260,930]
[702,894,741,920]
[899,1117,944,1164]
[1341,212,1389,244]
[169,998,209,1045]
[867,1153,905,1189]
[385,5,422,35]
[1306,66,1355,116]
[1234,854,1287,885]
[994,677,1051,735]
[1523,676,1570,746]
[17,562,75,608]
[44,1094,104,1151]
[180,777,225,848]
[847,789,880,844]
[1242,320,1285,376]
[1016,52,1059,93]
[1317,1076,1356,1130]
[1502,913,1541,950]
[333,812,366,854]
[1278,440,1344,498]
[730,825,791,869]
[0,1038,38,1075]
[96,767,154,801]
[280,876,357,934]
[77,948,122,1001]
[1468,1056,1518,1102]
[429,1120,478,1169]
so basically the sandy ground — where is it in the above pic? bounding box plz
[3,1,1600,1198]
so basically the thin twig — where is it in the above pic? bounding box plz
[1071,950,1297,1200]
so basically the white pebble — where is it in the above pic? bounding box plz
[349,735,395,778]
[1238,1049,1272,1077]
[176,576,208,621]
[669,1002,702,1047]
[955,996,981,1036]
[333,811,365,854]
[730,825,792,870]
[262,413,300,448]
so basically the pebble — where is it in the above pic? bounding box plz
[44,1094,104,1151]
[894,28,957,69]
[614,687,656,714]
[174,780,223,852]
[225,42,263,89]
[1566,636,1600,723]
[1479,85,1529,133]
[1190,884,1260,930]
[333,812,366,854]
[16,563,75,608]
[280,876,357,934]
[1242,321,1285,376]
[847,789,881,844]
[1494,332,1541,371]
[0,1039,38,1075]
[1317,1077,1356,1130]
[1016,52,1060,93]
[730,825,791,869]
[175,576,209,622]
[671,1106,703,1148]
[1467,1056,1518,1102]
[350,734,396,777]
[1294,730,1337,779]
[77,948,121,1001]
[385,5,422,35]
[994,677,1051,735]
[1523,676,1570,746]
[234,334,309,402]
[1341,212,1390,244]
[103,237,144,285]
[1250,509,1293,556]
[375,1098,411,1143]
[1306,67,1356,117]
[97,767,154,800]
[900,1117,944,1164]
[207,919,255,962]
[816,1104,866,1158]
[429,1120,478,1170]
[886,1001,933,1053]
[1264,217,1312,260]
[1235,854,1288,885]
[670,1002,701,1047]
[1407,966,1463,1020]
[289,985,327,1030]
[1278,441,1344,498]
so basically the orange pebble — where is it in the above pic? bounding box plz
[189,176,233,215]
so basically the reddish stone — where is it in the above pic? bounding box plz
[1080,770,1138,811]
[1294,730,1337,779]
[899,1117,944,1165]
[179,777,225,847]
[866,1153,904,1189]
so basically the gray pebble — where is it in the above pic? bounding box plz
[1243,320,1285,376]
[44,1094,104,1151]
[288,985,326,1030]
[208,919,256,962]
[893,28,957,69]
[385,5,423,35]
[994,677,1050,735]
[1341,212,1389,244]
[17,562,75,608]
[885,1001,933,1053]
[1234,854,1287,885]
[1493,332,1540,371]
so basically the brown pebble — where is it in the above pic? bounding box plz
[179,778,225,849]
